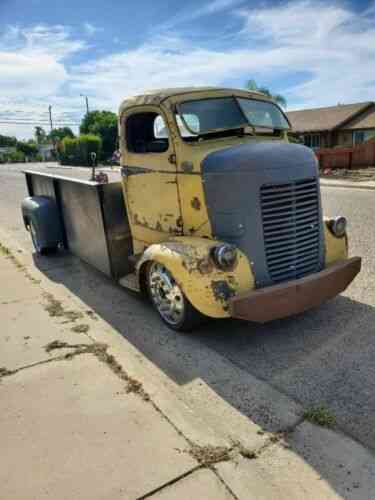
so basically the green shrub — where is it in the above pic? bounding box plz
[17,141,38,158]
[7,150,25,163]
[60,134,102,166]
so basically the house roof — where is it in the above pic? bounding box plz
[286,102,374,133]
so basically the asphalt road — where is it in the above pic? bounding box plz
[1,163,374,451]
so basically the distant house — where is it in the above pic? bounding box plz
[38,144,55,161]
[286,101,375,149]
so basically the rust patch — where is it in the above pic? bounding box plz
[191,197,201,211]
[197,257,213,274]
[181,161,194,173]
[211,280,236,303]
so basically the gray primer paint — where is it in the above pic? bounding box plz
[201,141,324,288]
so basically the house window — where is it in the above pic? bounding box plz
[304,134,320,149]
[353,129,375,145]
[126,112,169,153]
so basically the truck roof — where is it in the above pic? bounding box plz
[119,86,269,115]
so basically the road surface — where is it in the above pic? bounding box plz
[1,163,374,450]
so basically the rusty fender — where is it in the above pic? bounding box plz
[136,237,254,318]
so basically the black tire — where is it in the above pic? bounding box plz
[146,261,204,332]
[29,221,58,256]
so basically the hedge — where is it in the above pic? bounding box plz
[60,134,102,166]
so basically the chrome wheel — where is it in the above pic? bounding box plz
[148,262,185,326]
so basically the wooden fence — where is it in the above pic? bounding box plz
[316,140,375,169]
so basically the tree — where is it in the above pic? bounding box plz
[245,80,287,108]
[35,126,47,145]
[48,127,75,144]
[80,110,117,160]
[17,141,39,157]
[0,134,17,147]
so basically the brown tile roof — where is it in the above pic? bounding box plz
[344,106,375,130]
[286,102,374,133]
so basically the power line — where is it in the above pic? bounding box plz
[0,121,80,126]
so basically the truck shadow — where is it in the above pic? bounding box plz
[33,252,375,497]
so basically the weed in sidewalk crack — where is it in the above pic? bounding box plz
[43,293,83,322]
[188,444,232,466]
[71,324,90,334]
[0,243,11,256]
[44,340,150,401]
[303,406,337,428]
[0,366,13,378]
[0,241,40,283]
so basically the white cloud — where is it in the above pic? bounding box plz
[71,0,375,112]
[83,23,101,36]
[1,1,375,139]
[0,25,87,138]
[154,0,246,32]
[238,0,375,107]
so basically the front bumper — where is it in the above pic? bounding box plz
[229,257,361,323]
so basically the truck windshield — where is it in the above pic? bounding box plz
[177,97,290,137]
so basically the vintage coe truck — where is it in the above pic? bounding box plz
[22,87,361,331]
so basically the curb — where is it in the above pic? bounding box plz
[320,179,375,191]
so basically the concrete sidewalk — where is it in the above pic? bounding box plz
[1,237,375,499]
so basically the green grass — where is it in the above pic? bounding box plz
[303,406,337,428]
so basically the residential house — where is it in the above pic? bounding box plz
[286,101,375,149]
[38,144,55,161]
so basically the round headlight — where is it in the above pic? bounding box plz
[329,216,347,238]
[212,244,237,270]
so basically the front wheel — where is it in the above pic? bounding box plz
[147,261,204,332]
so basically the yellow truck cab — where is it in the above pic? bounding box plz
[118,87,361,330]
[22,86,361,331]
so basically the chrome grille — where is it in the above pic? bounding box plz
[261,178,321,283]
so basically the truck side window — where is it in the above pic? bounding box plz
[126,112,169,154]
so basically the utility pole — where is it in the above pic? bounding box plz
[80,94,90,115]
[48,105,53,132]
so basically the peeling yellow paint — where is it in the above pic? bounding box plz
[136,237,254,318]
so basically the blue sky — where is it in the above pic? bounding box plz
[0,0,374,139]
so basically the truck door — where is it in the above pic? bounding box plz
[121,107,181,253]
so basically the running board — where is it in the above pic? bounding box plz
[118,272,140,292]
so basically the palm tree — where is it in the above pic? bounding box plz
[245,80,287,109]
[34,126,47,145]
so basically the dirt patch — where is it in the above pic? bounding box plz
[71,324,90,334]
[43,293,84,323]
[86,310,98,320]
[188,444,232,466]
[44,340,150,400]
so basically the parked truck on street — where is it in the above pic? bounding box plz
[21,87,361,330]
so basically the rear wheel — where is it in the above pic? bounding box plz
[29,221,57,256]
[147,261,204,332]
